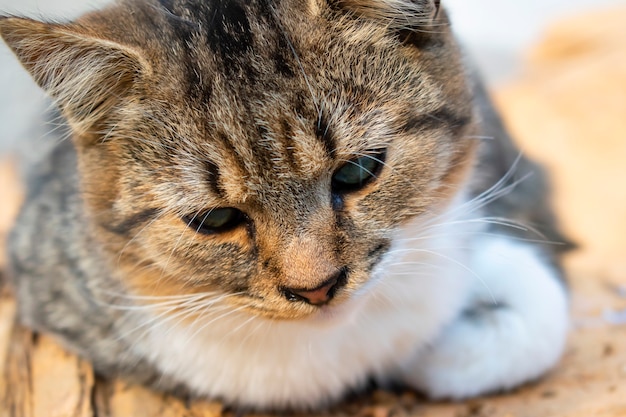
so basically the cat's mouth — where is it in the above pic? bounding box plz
[244,280,376,322]
[242,295,352,321]
[242,293,364,324]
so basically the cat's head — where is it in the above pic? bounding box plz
[1,0,476,320]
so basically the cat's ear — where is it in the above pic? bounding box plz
[0,17,149,135]
[331,0,444,45]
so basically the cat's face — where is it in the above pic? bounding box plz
[1,0,476,320]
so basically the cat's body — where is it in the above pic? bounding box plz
[1,0,569,411]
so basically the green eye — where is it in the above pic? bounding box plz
[183,208,245,235]
[332,151,386,193]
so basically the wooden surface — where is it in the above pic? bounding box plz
[2,7,626,417]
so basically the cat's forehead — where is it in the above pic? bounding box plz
[130,0,436,107]
[110,0,470,203]
[133,2,415,177]
[164,89,395,205]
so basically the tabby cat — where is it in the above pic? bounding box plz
[0,0,569,411]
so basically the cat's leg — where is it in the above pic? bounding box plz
[399,234,569,399]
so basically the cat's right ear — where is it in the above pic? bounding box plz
[0,17,150,136]
[328,0,445,47]
[331,0,441,25]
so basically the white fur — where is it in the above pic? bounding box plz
[131,202,569,410]
[398,235,569,399]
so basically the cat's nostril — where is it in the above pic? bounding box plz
[282,268,347,306]
[283,289,306,303]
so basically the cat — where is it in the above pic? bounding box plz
[0,0,570,411]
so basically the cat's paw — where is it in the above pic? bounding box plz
[399,236,569,399]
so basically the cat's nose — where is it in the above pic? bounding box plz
[282,269,347,306]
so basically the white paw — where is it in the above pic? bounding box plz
[399,236,569,399]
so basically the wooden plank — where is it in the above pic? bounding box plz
[0,293,16,417]
[100,380,223,417]
[1,323,33,417]
[0,288,94,417]
[103,381,187,417]
[0,293,16,394]
[30,335,94,417]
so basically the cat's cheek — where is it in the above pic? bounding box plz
[139,215,253,267]
[108,218,261,309]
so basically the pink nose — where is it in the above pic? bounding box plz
[282,270,346,306]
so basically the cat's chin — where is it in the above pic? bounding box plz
[305,293,369,327]
[308,304,355,326]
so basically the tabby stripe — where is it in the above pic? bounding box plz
[402,108,470,136]
[216,131,249,179]
[103,208,160,236]
[205,161,225,198]
[315,113,337,158]
[366,240,391,273]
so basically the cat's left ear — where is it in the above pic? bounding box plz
[0,17,150,136]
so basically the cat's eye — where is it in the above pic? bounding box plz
[182,208,245,235]
[332,151,386,193]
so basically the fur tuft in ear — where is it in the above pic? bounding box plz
[0,17,149,136]
[333,0,441,30]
